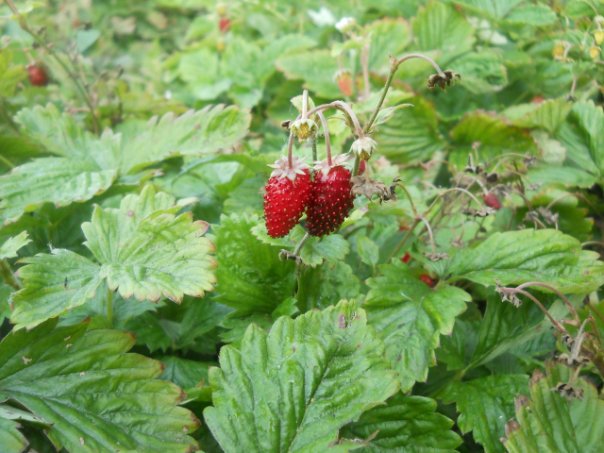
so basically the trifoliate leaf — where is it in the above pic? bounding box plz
[447,229,604,294]
[204,301,399,453]
[0,232,30,259]
[341,393,462,452]
[442,374,529,453]
[214,214,295,314]
[10,249,102,330]
[82,185,215,302]
[365,262,470,390]
[503,363,604,453]
[0,157,116,224]
[0,320,199,452]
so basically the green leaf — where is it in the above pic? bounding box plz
[356,235,379,267]
[505,4,557,26]
[452,51,507,94]
[299,233,350,268]
[204,301,399,453]
[508,99,572,134]
[0,232,30,259]
[447,229,604,294]
[119,105,251,173]
[0,157,116,224]
[452,0,523,18]
[276,50,339,98]
[556,101,604,184]
[161,356,212,401]
[365,262,470,390]
[373,96,445,163]
[413,2,474,54]
[214,214,295,314]
[443,374,529,453]
[82,185,215,302]
[10,249,102,330]
[0,417,27,453]
[341,393,462,452]
[0,50,26,98]
[0,321,199,451]
[365,19,411,72]
[503,364,604,453]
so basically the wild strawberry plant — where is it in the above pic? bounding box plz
[1,1,604,452]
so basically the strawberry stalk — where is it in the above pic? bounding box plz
[286,132,295,169]
[364,53,446,134]
[316,111,332,166]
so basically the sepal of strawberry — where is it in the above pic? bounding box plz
[290,118,318,141]
[350,136,377,160]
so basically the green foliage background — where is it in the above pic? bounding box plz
[1,0,604,452]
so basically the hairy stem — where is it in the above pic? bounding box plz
[0,260,20,290]
[316,111,332,166]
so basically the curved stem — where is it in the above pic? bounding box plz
[307,101,363,137]
[516,281,579,323]
[419,216,437,254]
[364,53,445,134]
[516,289,567,334]
[302,89,309,118]
[316,111,332,166]
[286,132,295,168]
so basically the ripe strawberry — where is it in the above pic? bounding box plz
[264,157,311,238]
[419,273,436,287]
[483,192,501,210]
[219,17,231,33]
[401,252,411,264]
[27,64,48,86]
[306,161,354,236]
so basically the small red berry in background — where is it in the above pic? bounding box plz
[483,192,501,210]
[531,95,545,104]
[27,64,49,86]
[401,252,411,264]
[335,71,353,97]
[419,273,436,287]
[219,17,231,33]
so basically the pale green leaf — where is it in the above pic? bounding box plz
[119,105,251,173]
[10,249,102,330]
[447,229,604,294]
[452,0,523,18]
[0,232,30,259]
[214,214,295,314]
[504,364,604,453]
[341,394,461,452]
[0,157,116,224]
[365,262,470,390]
[82,185,215,302]
[443,374,529,453]
[366,19,411,72]
[299,233,350,268]
[277,50,339,98]
[505,4,558,26]
[0,321,199,452]
[508,99,572,134]
[413,2,475,54]
[204,301,399,453]
[373,96,445,163]
[452,51,507,94]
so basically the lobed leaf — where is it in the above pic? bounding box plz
[0,321,199,452]
[365,262,470,390]
[204,301,399,453]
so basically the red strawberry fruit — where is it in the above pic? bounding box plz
[483,192,501,210]
[335,70,353,97]
[27,64,48,86]
[219,17,231,33]
[306,161,354,236]
[401,252,411,264]
[419,273,436,287]
[264,157,311,238]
